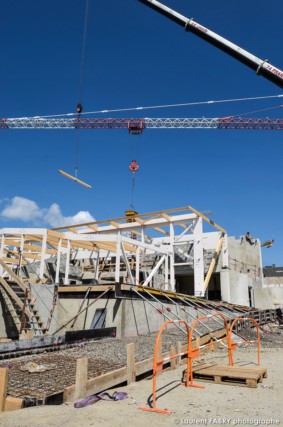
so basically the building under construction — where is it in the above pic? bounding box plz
[0,205,281,340]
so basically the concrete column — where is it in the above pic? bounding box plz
[169,223,175,291]
[94,249,100,281]
[135,246,140,285]
[55,238,62,284]
[115,232,121,284]
[0,233,5,275]
[193,218,204,297]
[64,239,71,285]
[222,233,229,268]
[39,230,47,279]
[219,233,231,302]
[164,254,169,290]
[220,270,231,303]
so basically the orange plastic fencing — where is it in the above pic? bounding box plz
[187,313,230,388]
[138,319,190,415]
[228,317,261,366]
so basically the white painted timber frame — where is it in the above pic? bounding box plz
[0,206,227,296]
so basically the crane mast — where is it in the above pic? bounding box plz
[138,0,283,89]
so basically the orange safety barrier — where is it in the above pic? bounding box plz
[138,319,190,414]
[228,317,261,366]
[187,313,230,387]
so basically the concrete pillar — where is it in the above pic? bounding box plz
[39,230,47,279]
[0,233,5,276]
[94,249,100,281]
[193,218,205,297]
[220,270,231,302]
[115,232,121,284]
[164,254,169,290]
[169,223,175,291]
[55,238,62,284]
[135,246,140,285]
[64,239,71,285]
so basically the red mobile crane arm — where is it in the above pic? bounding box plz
[138,0,283,89]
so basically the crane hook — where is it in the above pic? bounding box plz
[129,160,139,172]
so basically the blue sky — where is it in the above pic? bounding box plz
[0,0,282,267]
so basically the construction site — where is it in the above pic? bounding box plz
[0,0,282,425]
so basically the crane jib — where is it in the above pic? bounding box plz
[138,0,283,89]
[1,117,283,130]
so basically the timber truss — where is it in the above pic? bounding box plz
[0,206,227,297]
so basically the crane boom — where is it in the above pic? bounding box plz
[138,0,283,89]
[1,117,282,130]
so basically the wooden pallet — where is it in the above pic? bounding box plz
[185,363,267,388]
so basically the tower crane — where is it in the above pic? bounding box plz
[1,117,282,133]
[138,0,283,89]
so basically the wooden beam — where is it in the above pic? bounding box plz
[110,221,121,228]
[161,213,171,221]
[0,259,29,291]
[4,250,41,260]
[74,357,88,400]
[87,224,98,232]
[48,229,65,239]
[127,343,136,384]
[203,233,225,291]
[133,216,144,225]
[188,205,226,234]
[4,397,24,411]
[4,239,56,255]
[0,257,27,265]
[0,368,8,411]
[70,240,96,250]
[67,227,79,234]
[152,226,169,236]
[58,169,92,189]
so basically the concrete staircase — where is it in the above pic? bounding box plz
[0,260,46,337]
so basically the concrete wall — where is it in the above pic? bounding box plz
[253,288,283,309]
[56,296,123,337]
[30,284,58,333]
[229,272,253,307]
[228,236,262,278]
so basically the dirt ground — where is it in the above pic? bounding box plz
[0,336,282,427]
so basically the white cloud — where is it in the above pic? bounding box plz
[1,196,42,222]
[44,203,95,227]
[0,196,95,228]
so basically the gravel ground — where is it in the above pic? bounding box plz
[0,330,187,400]
[0,328,282,427]
[0,326,281,402]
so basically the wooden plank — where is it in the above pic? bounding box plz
[64,366,128,402]
[47,229,65,239]
[4,397,24,411]
[58,285,116,293]
[134,216,145,225]
[0,259,28,291]
[152,227,169,236]
[188,205,226,234]
[127,343,136,384]
[87,224,98,232]
[58,169,92,189]
[74,357,88,400]
[4,239,56,255]
[0,257,27,266]
[0,368,8,411]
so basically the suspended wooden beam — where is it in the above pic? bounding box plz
[58,170,92,189]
